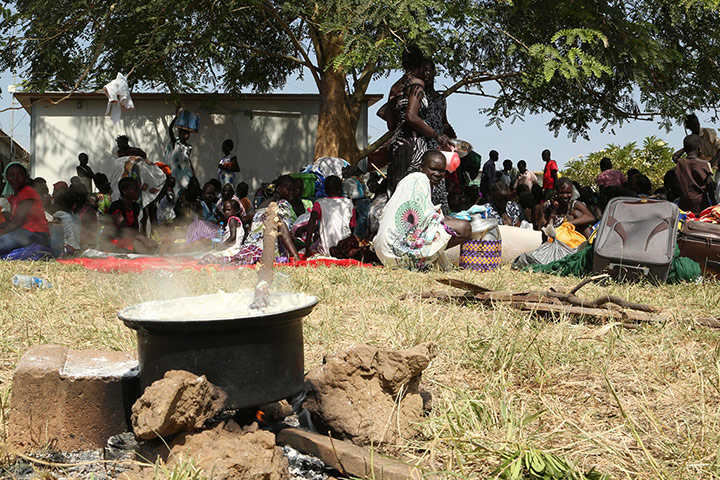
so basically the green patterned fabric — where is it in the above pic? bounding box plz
[526,244,701,283]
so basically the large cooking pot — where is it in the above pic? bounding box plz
[118,292,318,409]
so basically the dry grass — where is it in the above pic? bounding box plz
[0,260,719,478]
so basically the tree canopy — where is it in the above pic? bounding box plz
[2,0,720,162]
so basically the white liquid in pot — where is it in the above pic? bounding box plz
[121,291,316,321]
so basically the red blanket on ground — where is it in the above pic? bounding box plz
[57,256,374,273]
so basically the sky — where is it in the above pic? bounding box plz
[0,67,695,173]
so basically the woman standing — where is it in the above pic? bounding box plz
[382,46,454,212]
[217,139,239,187]
[167,108,195,195]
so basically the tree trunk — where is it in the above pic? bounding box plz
[313,34,361,165]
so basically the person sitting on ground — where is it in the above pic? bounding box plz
[628,173,653,198]
[578,186,602,222]
[230,175,299,264]
[52,190,81,254]
[103,177,158,254]
[595,157,627,189]
[29,177,53,222]
[156,176,177,225]
[235,182,255,227]
[199,182,219,222]
[213,199,245,257]
[51,181,69,212]
[68,182,88,214]
[304,176,355,256]
[374,150,471,270]
[76,153,95,193]
[215,183,243,216]
[626,168,641,179]
[676,134,715,214]
[486,181,523,227]
[78,193,100,248]
[535,177,595,238]
[184,182,222,244]
[518,191,537,225]
[447,190,470,213]
[367,176,389,239]
[289,177,312,222]
[217,139,240,187]
[207,179,222,199]
[662,169,682,204]
[93,173,113,214]
[0,163,50,255]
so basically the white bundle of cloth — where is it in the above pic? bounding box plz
[103,73,134,123]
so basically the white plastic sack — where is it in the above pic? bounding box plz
[512,239,582,269]
[471,216,500,241]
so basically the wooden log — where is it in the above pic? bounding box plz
[516,302,671,324]
[251,202,279,309]
[436,278,492,293]
[277,428,427,480]
[689,317,720,329]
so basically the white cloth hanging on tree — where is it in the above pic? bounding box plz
[103,73,134,123]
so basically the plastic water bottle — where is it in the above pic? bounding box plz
[212,222,225,250]
[12,275,52,289]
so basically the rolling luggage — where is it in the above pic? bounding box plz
[678,221,720,278]
[593,197,679,282]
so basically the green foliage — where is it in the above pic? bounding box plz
[5,0,720,153]
[562,136,675,190]
[151,454,207,480]
[493,445,608,480]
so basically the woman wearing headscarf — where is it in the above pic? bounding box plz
[0,163,50,254]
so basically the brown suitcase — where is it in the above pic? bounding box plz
[678,221,720,278]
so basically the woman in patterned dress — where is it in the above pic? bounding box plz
[217,139,239,187]
[229,175,299,265]
[382,47,454,213]
[166,109,195,196]
[374,150,470,270]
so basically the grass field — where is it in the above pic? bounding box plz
[1,260,719,479]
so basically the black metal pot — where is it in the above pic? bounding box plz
[118,293,318,409]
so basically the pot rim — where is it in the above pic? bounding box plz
[118,293,319,333]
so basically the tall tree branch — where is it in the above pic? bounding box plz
[443,72,523,97]
[258,2,321,88]
[235,42,311,68]
[348,59,377,128]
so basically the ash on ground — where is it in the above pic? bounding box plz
[283,445,327,480]
[1,448,133,480]
[3,434,329,480]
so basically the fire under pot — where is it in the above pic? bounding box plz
[118,292,319,409]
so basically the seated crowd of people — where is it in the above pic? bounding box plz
[0,115,717,270]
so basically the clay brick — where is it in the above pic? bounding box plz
[8,345,139,452]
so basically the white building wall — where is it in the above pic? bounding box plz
[29,96,370,191]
